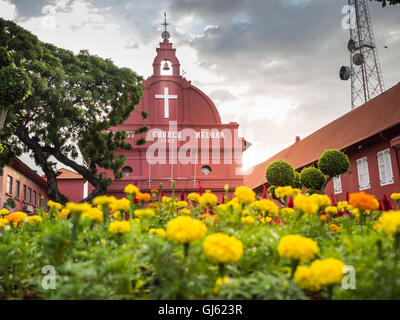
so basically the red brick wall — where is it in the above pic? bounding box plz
[325,138,399,206]
[58,179,86,203]
[0,165,48,214]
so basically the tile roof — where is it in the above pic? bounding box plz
[244,82,400,189]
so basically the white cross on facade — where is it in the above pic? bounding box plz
[155,87,178,119]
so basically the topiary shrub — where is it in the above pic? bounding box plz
[292,171,302,189]
[300,167,326,190]
[266,160,295,187]
[318,149,350,178]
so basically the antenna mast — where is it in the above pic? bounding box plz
[340,0,384,109]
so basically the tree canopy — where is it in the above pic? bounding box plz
[0,18,148,203]
[371,0,400,7]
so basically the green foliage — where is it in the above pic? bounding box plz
[0,47,13,68]
[3,197,16,210]
[0,18,148,202]
[300,167,326,190]
[0,66,31,106]
[292,172,302,189]
[266,160,295,187]
[318,150,350,178]
[371,0,400,7]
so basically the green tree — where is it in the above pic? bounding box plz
[371,0,400,7]
[0,18,148,203]
[317,149,350,194]
[0,47,31,152]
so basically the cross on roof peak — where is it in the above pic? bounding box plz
[162,12,169,31]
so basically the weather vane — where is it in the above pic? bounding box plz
[161,11,170,40]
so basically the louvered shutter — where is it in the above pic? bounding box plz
[356,157,370,190]
[333,176,342,195]
[377,149,394,186]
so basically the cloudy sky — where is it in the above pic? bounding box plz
[1,0,400,172]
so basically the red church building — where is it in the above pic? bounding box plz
[245,82,400,206]
[84,24,246,199]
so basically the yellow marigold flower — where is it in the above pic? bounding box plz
[166,216,206,244]
[162,196,172,203]
[241,215,255,224]
[234,186,255,205]
[390,193,400,201]
[261,216,272,224]
[200,192,218,208]
[351,208,360,217]
[134,208,156,219]
[108,220,131,234]
[149,228,166,238]
[217,204,227,211]
[113,211,122,219]
[325,206,338,215]
[28,215,43,224]
[113,198,130,212]
[124,184,139,195]
[5,211,28,226]
[47,200,62,211]
[180,208,191,215]
[93,195,116,208]
[294,195,319,216]
[227,198,241,211]
[349,191,379,211]
[309,194,331,210]
[280,208,296,216]
[0,208,10,216]
[60,208,69,219]
[337,201,349,212]
[100,238,106,244]
[294,266,320,292]
[82,208,104,224]
[310,258,345,287]
[188,193,201,203]
[275,186,294,199]
[203,233,243,264]
[330,224,340,232]
[378,211,400,237]
[277,234,319,262]
[251,199,279,216]
[213,277,231,295]
[0,218,9,228]
[65,202,92,216]
[177,201,188,209]
[150,189,159,194]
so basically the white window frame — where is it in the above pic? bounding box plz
[356,157,371,191]
[377,148,394,186]
[333,176,342,195]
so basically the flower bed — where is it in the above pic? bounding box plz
[0,187,400,299]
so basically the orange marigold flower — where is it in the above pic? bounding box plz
[349,191,379,211]
[330,224,340,232]
[320,214,327,222]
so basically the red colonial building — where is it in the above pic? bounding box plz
[82,28,246,200]
[0,157,48,213]
[245,82,400,206]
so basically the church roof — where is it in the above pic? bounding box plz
[42,168,83,180]
[244,82,400,189]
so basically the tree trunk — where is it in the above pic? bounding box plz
[0,105,9,135]
[16,125,69,204]
[320,176,333,194]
